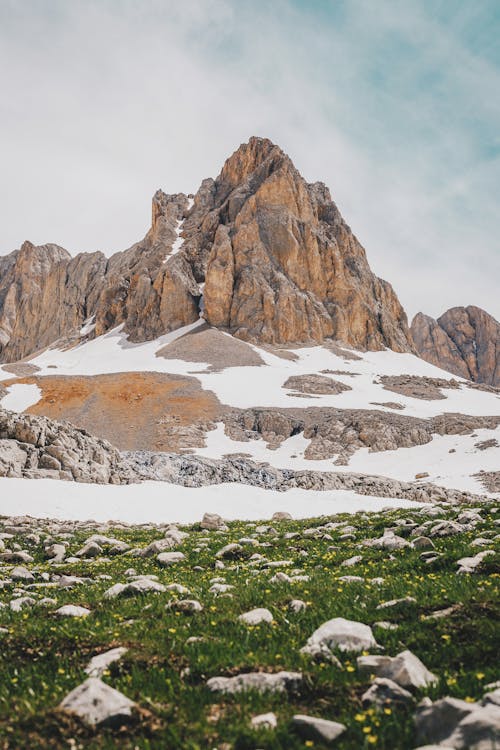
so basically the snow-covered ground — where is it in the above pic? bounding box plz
[0,324,498,519]
[1,324,498,418]
[0,383,42,412]
[0,477,421,524]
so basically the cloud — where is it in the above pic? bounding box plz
[0,0,498,320]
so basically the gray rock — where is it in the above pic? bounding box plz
[415,696,478,744]
[239,608,273,625]
[301,617,379,660]
[201,512,228,531]
[156,551,186,567]
[104,579,166,598]
[250,712,278,729]
[207,671,302,694]
[292,714,346,744]
[215,543,243,559]
[85,647,128,677]
[357,650,437,689]
[10,565,35,582]
[456,550,495,574]
[362,677,414,707]
[55,605,91,617]
[444,704,500,749]
[59,677,136,727]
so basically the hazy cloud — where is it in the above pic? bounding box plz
[0,0,498,320]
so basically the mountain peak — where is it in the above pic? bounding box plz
[411,305,500,386]
[0,138,414,362]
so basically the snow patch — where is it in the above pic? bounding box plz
[0,477,422,524]
[1,383,42,412]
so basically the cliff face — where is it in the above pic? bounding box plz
[411,307,500,386]
[0,137,414,362]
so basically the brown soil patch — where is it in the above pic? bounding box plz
[6,372,221,452]
[156,324,264,371]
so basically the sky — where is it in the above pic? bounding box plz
[0,0,499,321]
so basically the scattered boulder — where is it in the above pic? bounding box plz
[357,650,437,689]
[301,617,379,660]
[85,647,128,678]
[292,714,346,745]
[239,608,273,625]
[362,677,414,707]
[59,677,136,727]
[55,605,91,618]
[157,551,186,567]
[207,671,302,695]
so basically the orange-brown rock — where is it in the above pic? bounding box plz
[411,307,500,386]
[0,136,414,362]
[198,138,413,349]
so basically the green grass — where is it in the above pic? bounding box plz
[0,501,499,749]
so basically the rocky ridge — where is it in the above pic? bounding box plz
[0,137,414,362]
[411,306,500,387]
[125,451,486,505]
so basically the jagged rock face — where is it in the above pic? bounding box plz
[411,307,500,386]
[0,194,196,361]
[0,136,413,362]
[0,407,133,484]
[198,138,413,349]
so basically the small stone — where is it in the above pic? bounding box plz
[215,543,243,559]
[201,512,228,531]
[157,551,186,567]
[376,596,417,610]
[362,677,414,707]
[292,714,346,745]
[85,647,128,677]
[272,512,293,521]
[239,608,273,625]
[167,599,203,614]
[301,617,379,661]
[55,605,91,618]
[207,671,302,695]
[251,712,277,729]
[10,565,35,582]
[289,599,307,613]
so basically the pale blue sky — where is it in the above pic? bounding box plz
[0,0,498,320]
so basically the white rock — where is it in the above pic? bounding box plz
[55,605,91,618]
[357,649,437,689]
[456,550,495,574]
[207,671,302,694]
[59,677,135,727]
[156,551,186,567]
[301,617,379,660]
[85,647,128,677]
[292,714,346,744]
[239,608,273,625]
[250,712,278,729]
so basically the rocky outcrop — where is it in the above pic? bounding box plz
[199,138,413,349]
[0,137,413,362]
[223,407,500,464]
[0,193,196,362]
[0,407,133,484]
[124,450,486,504]
[411,307,500,386]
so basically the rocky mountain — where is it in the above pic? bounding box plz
[411,306,500,387]
[0,137,413,363]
